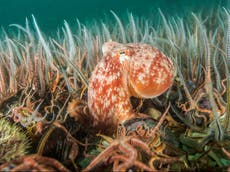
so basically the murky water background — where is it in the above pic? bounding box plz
[0,0,227,34]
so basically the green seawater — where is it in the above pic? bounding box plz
[0,0,228,34]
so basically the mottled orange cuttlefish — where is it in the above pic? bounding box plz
[88,41,175,133]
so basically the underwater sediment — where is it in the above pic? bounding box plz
[0,7,230,171]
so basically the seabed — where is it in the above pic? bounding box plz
[0,7,230,171]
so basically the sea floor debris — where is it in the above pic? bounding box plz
[1,8,230,171]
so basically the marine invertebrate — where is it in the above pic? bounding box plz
[0,7,229,171]
[10,91,44,128]
[0,118,30,164]
[83,105,181,171]
[0,154,70,172]
[36,121,79,163]
[83,135,155,172]
[88,41,175,132]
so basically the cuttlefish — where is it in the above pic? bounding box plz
[87,41,175,133]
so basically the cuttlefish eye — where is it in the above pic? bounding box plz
[119,51,125,55]
[112,49,131,63]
